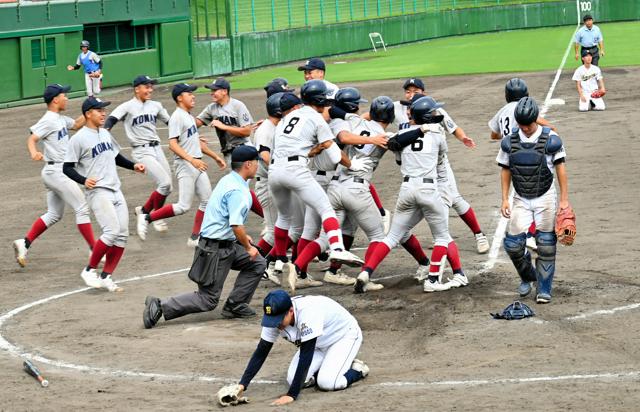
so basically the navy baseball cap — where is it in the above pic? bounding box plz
[205,77,231,91]
[581,49,594,57]
[172,83,198,101]
[298,58,326,71]
[231,145,259,162]
[132,75,158,87]
[82,96,111,114]
[279,92,302,112]
[583,14,593,21]
[43,84,71,104]
[403,78,425,91]
[261,290,292,328]
[400,92,426,106]
[264,78,295,97]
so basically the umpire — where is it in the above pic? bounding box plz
[574,14,605,66]
[143,146,266,328]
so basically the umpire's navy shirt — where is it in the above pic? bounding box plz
[200,171,252,240]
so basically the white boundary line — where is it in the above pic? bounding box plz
[481,23,580,273]
[0,266,639,386]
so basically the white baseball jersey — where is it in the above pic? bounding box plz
[438,108,458,134]
[30,111,75,162]
[271,105,334,161]
[323,80,339,99]
[488,101,518,139]
[398,124,448,179]
[496,127,566,173]
[254,119,277,179]
[392,101,410,130]
[168,107,201,160]
[572,64,603,94]
[197,97,253,152]
[336,117,387,182]
[64,127,122,191]
[109,98,170,146]
[260,295,358,350]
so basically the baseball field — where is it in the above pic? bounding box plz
[1,21,640,411]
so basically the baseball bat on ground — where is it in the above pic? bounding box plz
[23,360,49,387]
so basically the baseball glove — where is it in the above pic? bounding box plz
[491,301,535,320]
[555,205,577,246]
[590,90,605,98]
[217,384,249,407]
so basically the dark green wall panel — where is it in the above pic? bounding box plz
[0,39,21,102]
[100,50,160,88]
[193,39,232,77]
[159,21,192,76]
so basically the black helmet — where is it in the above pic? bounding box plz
[266,92,284,118]
[369,96,395,124]
[514,97,539,125]
[334,87,367,113]
[264,78,294,97]
[505,78,529,103]
[300,80,329,106]
[80,40,90,48]
[410,96,444,125]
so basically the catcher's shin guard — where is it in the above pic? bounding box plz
[535,231,557,298]
[504,233,537,282]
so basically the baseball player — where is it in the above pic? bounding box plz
[297,58,339,99]
[104,75,173,233]
[136,84,226,245]
[355,97,466,293]
[229,289,369,406]
[499,97,569,303]
[12,84,96,267]
[572,50,606,112]
[63,97,145,292]
[268,84,370,281]
[399,82,490,254]
[67,40,102,97]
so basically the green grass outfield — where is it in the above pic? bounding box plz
[208,21,639,90]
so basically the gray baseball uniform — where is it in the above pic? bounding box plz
[30,111,90,226]
[197,97,253,164]
[64,127,128,247]
[254,119,277,245]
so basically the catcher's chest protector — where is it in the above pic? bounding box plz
[507,128,554,199]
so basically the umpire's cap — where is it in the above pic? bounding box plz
[505,78,529,103]
[335,87,367,113]
[514,97,539,125]
[301,80,330,106]
[369,96,395,124]
[44,83,71,104]
[231,145,259,162]
[583,14,593,22]
[262,290,292,328]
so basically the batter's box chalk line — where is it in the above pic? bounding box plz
[1,267,639,387]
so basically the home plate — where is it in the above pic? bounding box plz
[547,98,565,106]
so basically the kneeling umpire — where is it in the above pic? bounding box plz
[143,146,266,328]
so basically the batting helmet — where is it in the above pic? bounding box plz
[264,78,294,97]
[514,97,539,125]
[505,78,529,103]
[334,88,367,113]
[80,40,90,48]
[300,80,329,106]
[369,96,395,124]
[410,96,444,125]
[266,92,284,118]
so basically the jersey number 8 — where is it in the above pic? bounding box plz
[283,117,300,134]
[354,130,370,149]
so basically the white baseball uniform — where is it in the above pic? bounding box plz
[254,119,278,245]
[197,98,253,165]
[572,64,605,111]
[488,101,518,139]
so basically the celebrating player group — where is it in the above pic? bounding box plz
[12,55,576,406]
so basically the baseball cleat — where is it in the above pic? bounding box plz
[100,275,123,292]
[323,270,356,285]
[152,219,169,232]
[295,274,323,289]
[263,262,281,285]
[136,213,149,240]
[382,210,391,234]
[354,271,384,294]
[80,268,102,289]
[423,278,452,292]
[475,233,490,254]
[187,235,199,247]
[447,272,469,288]
[276,261,296,293]
[329,249,364,267]
[526,236,538,251]
[13,239,28,267]
[536,292,551,304]
[518,281,532,297]
[143,296,163,329]
[414,265,429,283]
[351,359,370,378]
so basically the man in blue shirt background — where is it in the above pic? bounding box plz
[574,14,605,66]
[143,146,266,328]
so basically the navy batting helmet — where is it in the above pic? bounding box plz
[334,87,367,113]
[266,92,284,118]
[505,78,529,103]
[369,96,395,124]
[80,40,90,48]
[410,96,444,125]
[300,80,329,106]
[514,97,539,125]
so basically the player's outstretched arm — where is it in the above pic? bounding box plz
[453,127,476,148]
[238,338,274,391]
[200,140,226,170]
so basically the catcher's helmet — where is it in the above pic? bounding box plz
[266,92,284,118]
[410,96,444,125]
[334,87,367,113]
[369,96,395,124]
[505,78,529,103]
[514,97,539,125]
[80,40,90,48]
[300,80,329,106]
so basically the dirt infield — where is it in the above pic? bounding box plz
[1,67,639,411]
